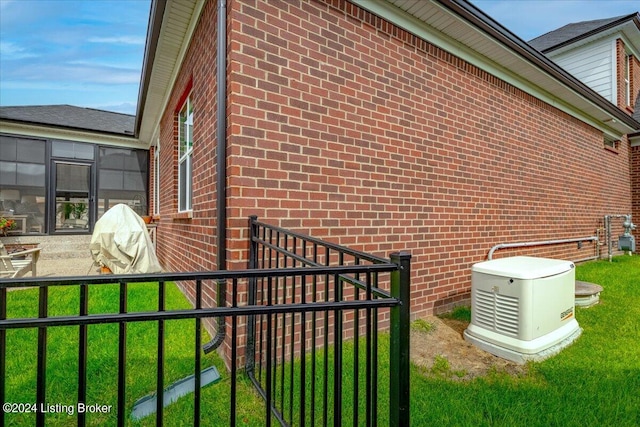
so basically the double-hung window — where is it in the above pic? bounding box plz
[178,95,193,212]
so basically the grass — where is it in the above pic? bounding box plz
[439,305,471,323]
[3,255,639,425]
[411,255,640,426]
[259,333,393,426]
[2,282,266,426]
[411,318,435,333]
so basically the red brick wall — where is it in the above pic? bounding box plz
[224,0,633,315]
[616,38,640,113]
[155,0,220,290]
[632,54,640,108]
[631,52,640,241]
[156,0,635,324]
[632,144,640,244]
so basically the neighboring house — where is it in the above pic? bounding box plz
[2,1,640,326]
[0,105,149,235]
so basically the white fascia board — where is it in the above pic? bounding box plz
[351,0,629,139]
[0,121,144,149]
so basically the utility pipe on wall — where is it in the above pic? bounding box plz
[604,214,636,261]
[487,236,599,262]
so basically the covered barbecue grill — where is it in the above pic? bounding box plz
[90,204,162,274]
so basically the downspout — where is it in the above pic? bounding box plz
[203,0,227,353]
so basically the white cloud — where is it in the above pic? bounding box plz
[3,62,140,86]
[0,0,149,108]
[0,41,36,60]
[88,36,145,45]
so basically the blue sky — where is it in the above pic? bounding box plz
[0,0,150,115]
[0,1,638,115]
[470,0,639,41]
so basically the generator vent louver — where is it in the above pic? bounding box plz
[474,289,519,337]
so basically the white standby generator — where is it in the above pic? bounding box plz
[464,256,581,364]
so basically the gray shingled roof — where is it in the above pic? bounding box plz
[529,13,637,52]
[0,105,135,136]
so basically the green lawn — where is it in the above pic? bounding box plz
[3,255,639,426]
[411,255,640,426]
[2,282,266,426]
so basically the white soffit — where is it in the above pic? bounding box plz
[352,0,635,136]
[137,0,204,145]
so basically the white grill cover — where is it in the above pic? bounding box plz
[90,204,162,274]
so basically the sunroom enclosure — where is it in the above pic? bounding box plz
[0,134,149,235]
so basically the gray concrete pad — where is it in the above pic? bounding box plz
[35,256,101,278]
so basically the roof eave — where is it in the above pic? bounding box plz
[135,0,640,140]
[0,119,143,149]
[372,0,639,134]
[1,118,136,139]
[440,0,639,132]
[134,0,204,146]
[540,12,640,54]
[134,0,168,139]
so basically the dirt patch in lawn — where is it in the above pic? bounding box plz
[410,316,527,380]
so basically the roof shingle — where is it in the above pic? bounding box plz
[529,13,637,52]
[0,105,135,136]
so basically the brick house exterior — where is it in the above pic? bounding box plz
[528,10,640,262]
[147,0,640,310]
[137,0,640,359]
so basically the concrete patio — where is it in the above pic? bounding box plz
[3,234,100,278]
[36,256,101,277]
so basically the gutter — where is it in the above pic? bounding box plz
[438,0,640,133]
[203,0,228,353]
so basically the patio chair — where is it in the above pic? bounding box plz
[0,241,41,278]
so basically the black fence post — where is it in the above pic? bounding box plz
[389,251,411,427]
[248,215,259,271]
[246,215,259,373]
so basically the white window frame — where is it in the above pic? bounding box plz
[153,136,160,216]
[624,53,631,107]
[604,134,619,151]
[178,95,193,212]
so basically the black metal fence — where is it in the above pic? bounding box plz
[0,218,410,426]
[246,216,411,426]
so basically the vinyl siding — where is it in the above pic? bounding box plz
[549,38,614,103]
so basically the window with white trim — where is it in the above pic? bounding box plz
[604,135,619,151]
[153,137,160,215]
[178,95,193,212]
[624,53,631,107]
